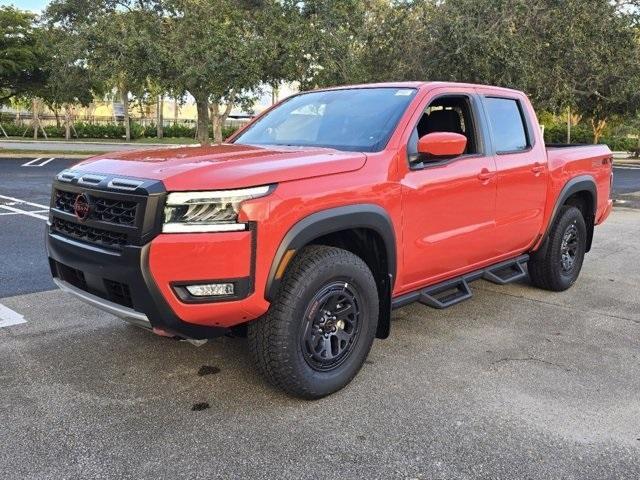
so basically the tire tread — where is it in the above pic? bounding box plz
[528,206,586,292]
[248,245,377,399]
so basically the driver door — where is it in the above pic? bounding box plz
[399,90,498,291]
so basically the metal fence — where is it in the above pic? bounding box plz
[0,112,252,129]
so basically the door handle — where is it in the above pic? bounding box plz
[477,168,495,182]
[531,163,545,175]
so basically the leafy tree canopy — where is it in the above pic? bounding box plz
[0,7,47,105]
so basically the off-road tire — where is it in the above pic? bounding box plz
[528,206,587,291]
[248,245,378,399]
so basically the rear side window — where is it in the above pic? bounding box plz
[485,97,529,153]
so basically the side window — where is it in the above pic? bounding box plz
[485,97,529,153]
[407,95,478,163]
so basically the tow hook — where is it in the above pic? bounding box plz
[153,327,208,347]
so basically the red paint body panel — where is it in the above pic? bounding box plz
[72,81,613,332]
[148,232,269,326]
[77,145,366,191]
[418,132,467,157]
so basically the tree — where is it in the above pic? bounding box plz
[0,7,46,106]
[87,10,161,141]
[35,26,99,139]
[161,0,268,144]
[296,0,369,89]
[45,1,162,141]
[555,0,640,143]
[377,0,640,143]
[359,1,435,83]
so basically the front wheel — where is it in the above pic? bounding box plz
[528,205,587,291]
[248,245,378,399]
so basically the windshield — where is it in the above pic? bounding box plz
[234,87,417,152]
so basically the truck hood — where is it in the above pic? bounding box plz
[74,143,366,191]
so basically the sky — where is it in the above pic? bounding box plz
[1,0,48,12]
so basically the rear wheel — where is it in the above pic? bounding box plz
[528,206,587,291]
[248,245,378,399]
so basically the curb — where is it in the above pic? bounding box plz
[613,159,640,167]
[0,153,91,159]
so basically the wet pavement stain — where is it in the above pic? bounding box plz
[198,365,221,376]
[191,402,210,411]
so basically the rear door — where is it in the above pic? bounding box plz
[398,88,498,291]
[478,92,548,255]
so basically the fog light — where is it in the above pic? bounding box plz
[185,283,234,297]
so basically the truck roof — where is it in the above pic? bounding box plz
[317,81,525,96]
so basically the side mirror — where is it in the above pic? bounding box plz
[417,132,467,158]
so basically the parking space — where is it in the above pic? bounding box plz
[1,159,640,478]
[0,158,76,297]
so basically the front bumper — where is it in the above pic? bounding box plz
[47,232,234,339]
[53,276,152,330]
[47,171,273,338]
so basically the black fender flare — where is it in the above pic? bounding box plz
[265,204,397,303]
[542,175,597,251]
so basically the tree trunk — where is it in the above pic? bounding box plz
[174,97,179,124]
[566,107,571,144]
[53,107,61,128]
[210,92,235,144]
[591,118,606,144]
[32,98,38,140]
[271,83,279,105]
[157,95,164,139]
[210,102,222,144]
[121,86,131,142]
[212,116,223,144]
[194,94,210,145]
[64,105,71,140]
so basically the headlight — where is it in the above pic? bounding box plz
[163,185,273,233]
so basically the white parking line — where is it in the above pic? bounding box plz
[0,204,49,220]
[0,194,50,210]
[0,209,48,216]
[21,157,55,167]
[38,158,56,166]
[21,157,42,166]
[0,303,27,328]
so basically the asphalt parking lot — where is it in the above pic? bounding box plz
[1,157,639,479]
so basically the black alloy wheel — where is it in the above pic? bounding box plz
[301,281,361,372]
[560,222,579,273]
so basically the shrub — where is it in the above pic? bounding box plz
[164,123,196,138]
[0,118,243,141]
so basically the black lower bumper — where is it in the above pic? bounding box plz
[47,232,229,339]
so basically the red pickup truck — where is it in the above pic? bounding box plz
[47,82,613,398]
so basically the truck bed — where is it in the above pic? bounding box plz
[545,143,611,163]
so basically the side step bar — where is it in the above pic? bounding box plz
[392,254,529,310]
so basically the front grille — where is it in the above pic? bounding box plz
[50,172,165,249]
[54,189,138,226]
[93,197,137,225]
[51,218,128,248]
[54,190,76,214]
